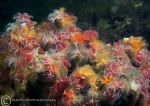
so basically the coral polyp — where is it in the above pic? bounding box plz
[0,8,149,105]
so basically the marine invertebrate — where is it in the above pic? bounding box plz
[72,65,97,86]
[63,89,75,105]
[70,75,86,91]
[50,77,68,98]
[123,36,146,54]
[0,8,149,106]
[99,75,113,85]
[48,8,77,28]
[95,50,111,69]
[132,50,150,66]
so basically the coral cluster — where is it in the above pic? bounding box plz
[0,8,150,106]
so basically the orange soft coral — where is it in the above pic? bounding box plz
[71,32,84,45]
[82,30,97,41]
[60,15,76,28]
[48,8,76,28]
[95,50,111,69]
[71,30,97,45]
[59,8,77,28]
[63,89,75,105]
[99,75,113,85]
[73,65,98,97]
[123,36,146,53]
[89,40,103,52]
[10,24,36,41]
[73,65,97,86]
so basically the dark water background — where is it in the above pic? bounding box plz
[0,0,149,46]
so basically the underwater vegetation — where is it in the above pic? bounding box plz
[0,8,150,106]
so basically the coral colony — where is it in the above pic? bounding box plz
[0,8,150,105]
